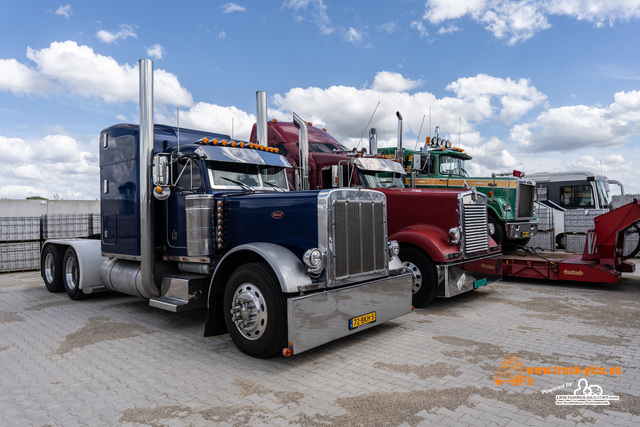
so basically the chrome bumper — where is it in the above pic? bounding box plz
[286,271,413,355]
[437,253,502,298]
[505,221,538,239]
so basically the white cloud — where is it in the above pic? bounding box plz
[146,44,165,60]
[446,74,547,121]
[0,134,99,200]
[221,3,246,13]
[218,31,226,39]
[344,27,364,44]
[438,24,461,35]
[55,5,72,19]
[18,41,192,106]
[410,20,429,38]
[511,92,638,153]
[420,0,640,44]
[0,58,57,95]
[156,102,256,141]
[96,24,137,44]
[284,0,334,35]
[378,22,397,34]
[371,71,423,93]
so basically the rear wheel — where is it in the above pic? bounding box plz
[62,247,86,300]
[223,262,287,358]
[41,245,64,293]
[399,247,438,307]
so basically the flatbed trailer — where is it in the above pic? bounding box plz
[503,200,640,283]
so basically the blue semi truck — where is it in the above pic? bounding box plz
[39,60,413,358]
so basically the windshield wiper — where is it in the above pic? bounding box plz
[263,181,286,192]
[222,177,255,193]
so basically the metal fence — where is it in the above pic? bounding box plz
[0,214,100,273]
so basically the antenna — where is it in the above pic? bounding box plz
[177,106,180,154]
[429,106,432,137]
[231,118,235,140]
[356,101,380,149]
[414,114,425,150]
[458,117,461,147]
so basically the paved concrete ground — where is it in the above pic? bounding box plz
[1,266,639,426]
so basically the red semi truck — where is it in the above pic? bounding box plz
[248,93,502,306]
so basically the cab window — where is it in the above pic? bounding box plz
[560,185,594,208]
[173,158,202,191]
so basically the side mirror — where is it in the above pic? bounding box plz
[152,154,171,200]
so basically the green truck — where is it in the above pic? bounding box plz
[380,119,537,247]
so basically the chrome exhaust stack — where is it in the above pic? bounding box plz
[138,59,158,298]
[369,128,378,155]
[293,112,310,191]
[395,111,404,162]
[256,91,268,146]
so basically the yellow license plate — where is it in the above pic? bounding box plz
[349,312,376,330]
[522,232,530,237]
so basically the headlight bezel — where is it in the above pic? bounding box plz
[303,248,324,277]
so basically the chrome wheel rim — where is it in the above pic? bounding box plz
[44,253,55,284]
[64,256,78,291]
[230,283,267,340]
[403,261,422,294]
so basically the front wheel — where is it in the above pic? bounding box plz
[62,247,86,300]
[41,245,64,293]
[223,262,287,358]
[489,215,505,247]
[398,247,438,307]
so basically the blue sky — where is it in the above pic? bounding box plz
[1,0,640,199]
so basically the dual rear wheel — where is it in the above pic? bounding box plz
[41,245,85,300]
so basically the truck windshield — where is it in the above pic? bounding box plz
[207,162,289,191]
[595,179,611,207]
[357,170,405,188]
[439,155,468,177]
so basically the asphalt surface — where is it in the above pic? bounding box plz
[1,264,639,426]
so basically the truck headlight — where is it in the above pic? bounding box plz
[448,227,461,244]
[303,248,324,277]
[488,223,495,236]
[387,240,400,257]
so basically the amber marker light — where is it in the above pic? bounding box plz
[154,186,163,193]
[239,142,245,147]
[212,139,219,145]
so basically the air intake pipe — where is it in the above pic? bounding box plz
[293,112,310,191]
[256,91,268,146]
[369,128,378,155]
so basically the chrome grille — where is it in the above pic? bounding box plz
[334,200,386,279]
[516,182,535,218]
[462,202,489,255]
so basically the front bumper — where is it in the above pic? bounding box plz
[437,253,502,298]
[505,221,538,239]
[286,270,413,355]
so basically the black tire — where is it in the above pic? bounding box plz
[62,247,86,300]
[556,233,566,250]
[489,215,505,247]
[41,245,64,293]
[223,262,287,358]
[398,247,438,307]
